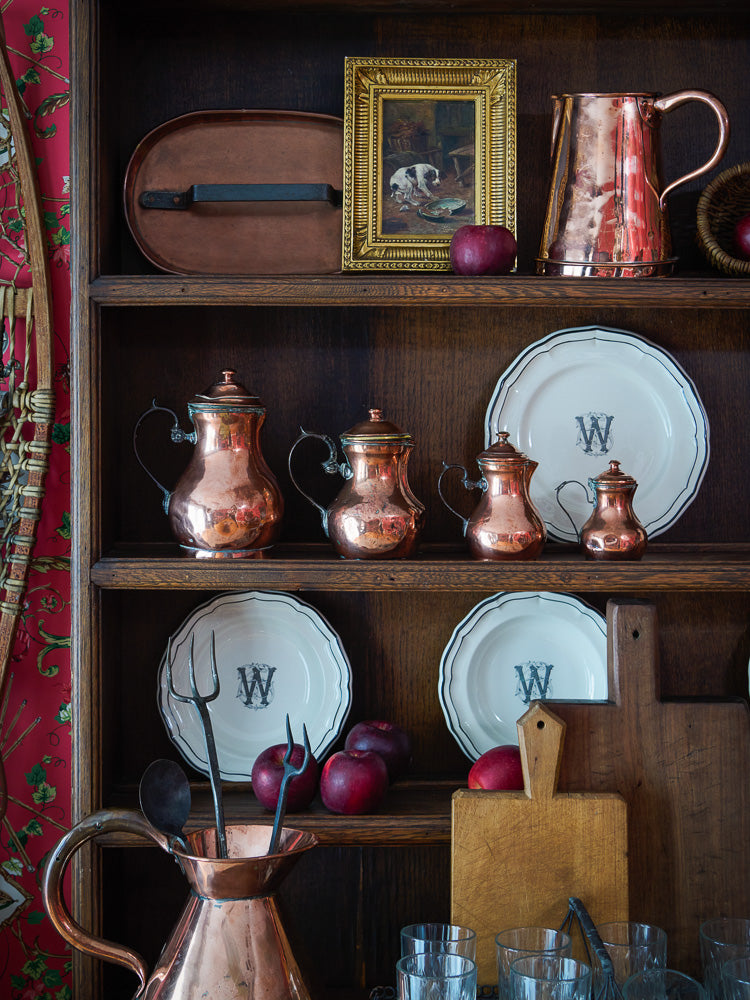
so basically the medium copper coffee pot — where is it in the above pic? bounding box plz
[438,432,546,560]
[557,460,647,560]
[288,408,425,559]
[134,369,284,558]
[42,810,318,1000]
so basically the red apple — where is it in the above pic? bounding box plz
[319,749,389,814]
[344,720,412,782]
[468,745,524,790]
[733,213,750,260]
[450,225,517,276]
[251,743,320,812]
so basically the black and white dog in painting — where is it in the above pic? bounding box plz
[389,163,441,210]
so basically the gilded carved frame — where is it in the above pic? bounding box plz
[342,56,516,271]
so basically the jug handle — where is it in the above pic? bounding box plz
[288,429,348,526]
[438,462,485,534]
[554,479,593,542]
[41,808,173,998]
[652,90,730,210]
[133,400,196,515]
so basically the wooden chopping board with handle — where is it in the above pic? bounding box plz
[451,701,628,986]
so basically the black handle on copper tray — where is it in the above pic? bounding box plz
[140,183,342,209]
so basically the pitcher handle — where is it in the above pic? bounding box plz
[653,90,730,210]
[438,462,484,534]
[41,808,173,998]
[133,400,195,515]
[288,429,347,526]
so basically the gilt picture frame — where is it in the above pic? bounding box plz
[342,56,516,271]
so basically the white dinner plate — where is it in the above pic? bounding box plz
[484,325,710,542]
[158,590,352,781]
[439,591,607,760]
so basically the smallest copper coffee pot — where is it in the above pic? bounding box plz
[439,432,546,560]
[288,408,425,559]
[134,369,284,559]
[557,460,647,560]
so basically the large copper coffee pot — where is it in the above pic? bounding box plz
[42,810,318,1000]
[557,460,647,560]
[438,432,546,560]
[134,369,284,558]
[537,90,729,277]
[288,408,425,559]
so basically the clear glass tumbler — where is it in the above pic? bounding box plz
[722,956,750,1000]
[700,920,750,1000]
[624,968,707,1000]
[510,955,591,1000]
[593,921,667,991]
[401,923,477,961]
[496,927,573,1000]
[397,952,477,1000]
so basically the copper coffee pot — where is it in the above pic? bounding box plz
[438,432,546,560]
[134,369,284,558]
[288,408,425,559]
[537,90,729,277]
[42,810,318,1000]
[557,460,647,560]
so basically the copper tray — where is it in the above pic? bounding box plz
[123,109,344,275]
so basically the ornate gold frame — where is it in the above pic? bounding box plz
[342,56,516,272]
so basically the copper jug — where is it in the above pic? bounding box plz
[537,90,729,277]
[42,809,318,1000]
[288,408,425,559]
[134,369,284,558]
[557,460,647,560]
[438,432,546,560]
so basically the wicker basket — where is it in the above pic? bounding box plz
[696,161,750,277]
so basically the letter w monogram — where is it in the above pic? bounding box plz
[237,664,276,708]
[515,661,554,704]
[575,414,614,454]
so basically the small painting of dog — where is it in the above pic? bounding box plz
[389,163,441,210]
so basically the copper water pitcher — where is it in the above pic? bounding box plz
[537,90,729,277]
[134,369,284,558]
[438,432,546,560]
[42,809,318,1000]
[288,408,425,559]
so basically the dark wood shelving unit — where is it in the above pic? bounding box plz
[72,1,750,997]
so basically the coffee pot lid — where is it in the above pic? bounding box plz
[341,408,412,443]
[478,431,531,465]
[191,369,263,408]
[591,459,637,488]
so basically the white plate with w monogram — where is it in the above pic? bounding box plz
[484,325,710,542]
[439,591,607,759]
[157,590,352,781]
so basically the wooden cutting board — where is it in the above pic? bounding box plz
[451,701,628,985]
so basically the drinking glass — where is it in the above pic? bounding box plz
[722,957,750,1000]
[700,918,750,1000]
[496,927,573,1000]
[509,954,591,1000]
[593,921,668,990]
[623,969,707,1000]
[397,952,477,1000]
[401,923,477,961]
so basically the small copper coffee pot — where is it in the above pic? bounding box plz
[557,460,647,560]
[134,369,284,558]
[288,408,425,559]
[438,432,546,560]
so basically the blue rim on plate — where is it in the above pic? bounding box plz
[439,591,607,760]
[484,325,710,542]
[157,590,352,781]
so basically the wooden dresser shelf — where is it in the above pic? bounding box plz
[92,542,750,592]
[91,273,750,309]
